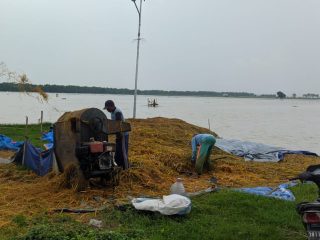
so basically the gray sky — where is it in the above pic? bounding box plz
[0,0,320,95]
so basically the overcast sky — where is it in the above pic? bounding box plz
[0,0,319,95]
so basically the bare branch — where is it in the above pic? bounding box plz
[0,62,48,102]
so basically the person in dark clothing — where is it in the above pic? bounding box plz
[104,100,129,169]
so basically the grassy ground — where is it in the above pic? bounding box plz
[0,184,317,240]
[0,123,51,148]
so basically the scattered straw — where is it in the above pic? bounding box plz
[0,117,319,226]
[0,151,15,159]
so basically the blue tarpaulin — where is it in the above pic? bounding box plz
[238,182,298,201]
[41,130,54,150]
[15,141,54,176]
[215,138,318,162]
[41,130,53,143]
[0,134,23,151]
[0,132,55,175]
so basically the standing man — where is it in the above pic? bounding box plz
[191,134,216,175]
[104,100,129,169]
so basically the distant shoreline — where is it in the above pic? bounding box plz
[2,91,320,101]
[0,82,319,99]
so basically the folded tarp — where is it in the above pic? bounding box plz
[215,139,318,162]
[14,141,54,176]
[41,130,54,150]
[238,182,297,201]
[41,130,53,143]
[0,134,23,151]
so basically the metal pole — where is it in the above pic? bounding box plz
[25,116,28,137]
[40,110,43,132]
[133,0,143,119]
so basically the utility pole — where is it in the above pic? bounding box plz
[131,0,144,119]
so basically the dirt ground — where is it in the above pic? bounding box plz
[0,117,319,227]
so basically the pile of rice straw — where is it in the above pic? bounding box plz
[0,117,319,226]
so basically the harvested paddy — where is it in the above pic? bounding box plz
[0,117,319,227]
[0,150,14,160]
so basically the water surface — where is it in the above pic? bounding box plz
[0,92,319,153]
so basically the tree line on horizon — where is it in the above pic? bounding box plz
[0,82,279,98]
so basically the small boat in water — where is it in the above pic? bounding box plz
[148,98,158,107]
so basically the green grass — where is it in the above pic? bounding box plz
[99,188,311,240]
[0,123,52,148]
[1,184,318,240]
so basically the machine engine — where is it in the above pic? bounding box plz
[54,108,131,190]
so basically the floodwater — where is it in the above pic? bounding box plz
[0,92,319,154]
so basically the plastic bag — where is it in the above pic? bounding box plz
[131,194,192,215]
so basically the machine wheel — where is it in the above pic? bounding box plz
[99,169,120,187]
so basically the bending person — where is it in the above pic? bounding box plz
[191,134,216,175]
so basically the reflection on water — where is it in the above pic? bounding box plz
[0,92,319,153]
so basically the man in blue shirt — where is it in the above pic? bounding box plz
[191,134,216,174]
[104,100,129,169]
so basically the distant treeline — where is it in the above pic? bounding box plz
[0,82,271,98]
